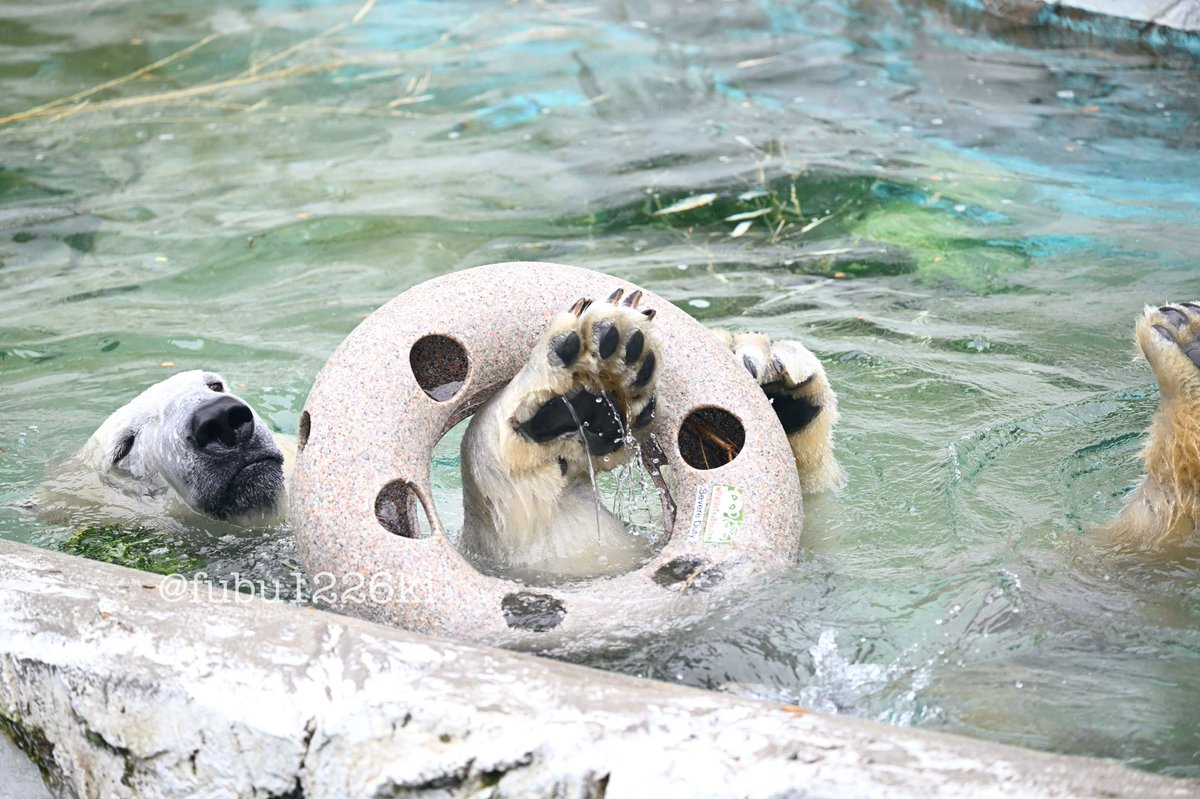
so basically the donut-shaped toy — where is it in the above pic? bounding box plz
[291,262,802,651]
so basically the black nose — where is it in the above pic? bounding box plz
[190,395,255,450]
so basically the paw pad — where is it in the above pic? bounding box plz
[594,321,619,358]
[1145,303,1200,372]
[551,332,581,367]
[625,330,645,362]
[516,288,660,459]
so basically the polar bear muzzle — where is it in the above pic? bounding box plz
[184,394,285,519]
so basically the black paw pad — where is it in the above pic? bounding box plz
[502,591,565,632]
[742,354,759,379]
[635,396,656,428]
[1160,306,1188,327]
[771,393,822,434]
[633,351,656,388]
[624,330,645,363]
[1153,324,1175,343]
[551,332,581,367]
[516,390,626,455]
[652,556,724,591]
[1182,340,1200,370]
[1181,303,1200,313]
[595,321,619,359]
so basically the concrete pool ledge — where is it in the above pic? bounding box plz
[0,540,1195,799]
[961,0,1200,34]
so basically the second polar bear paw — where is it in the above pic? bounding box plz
[716,330,844,493]
[1137,302,1200,398]
[510,288,659,471]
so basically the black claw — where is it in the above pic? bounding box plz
[551,332,581,367]
[1160,306,1188,327]
[635,396,656,428]
[595,321,619,359]
[1183,341,1200,370]
[1181,302,1200,313]
[642,308,656,320]
[569,297,589,316]
[607,287,624,305]
[622,289,643,308]
[1153,324,1176,342]
[633,351,656,388]
[742,354,759,379]
[624,329,645,363]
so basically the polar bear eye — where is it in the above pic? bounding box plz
[206,380,225,393]
[111,434,136,465]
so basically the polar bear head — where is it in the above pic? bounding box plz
[82,370,286,520]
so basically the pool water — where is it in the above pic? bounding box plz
[2,0,1199,777]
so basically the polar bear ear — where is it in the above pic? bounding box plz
[109,431,136,466]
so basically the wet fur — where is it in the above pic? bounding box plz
[716,330,844,495]
[1099,303,1200,551]
[460,291,660,578]
[42,370,290,527]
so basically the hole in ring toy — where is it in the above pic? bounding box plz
[291,262,802,651]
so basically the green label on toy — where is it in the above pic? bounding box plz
[689,484,745,544]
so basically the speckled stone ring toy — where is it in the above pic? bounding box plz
[291,262,802,651]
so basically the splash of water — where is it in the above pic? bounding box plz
[559,395,605,550]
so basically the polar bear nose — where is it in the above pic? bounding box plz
[190,395,255,450]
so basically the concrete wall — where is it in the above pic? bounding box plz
[1,539,1197,799]
[962,0,1200,33]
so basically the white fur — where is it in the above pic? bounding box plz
[458,298,659,579]
[40,370,289,528]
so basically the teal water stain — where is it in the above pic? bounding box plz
[984,235,1098,259]
[475,90,589,129]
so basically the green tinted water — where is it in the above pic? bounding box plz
[2,0,1199,777]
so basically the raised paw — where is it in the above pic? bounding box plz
[716,329,844,493]
[1099,303,1200,550]
[511,288,660,469]
[1137,303,1200,400]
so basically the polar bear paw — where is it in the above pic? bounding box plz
[1100,303,1200,550]
[1137,302,1200,399]
[509,288,659,472]
[716,330,844,493]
